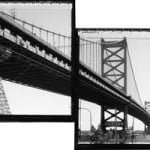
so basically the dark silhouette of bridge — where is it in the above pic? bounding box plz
[0,11,150,138]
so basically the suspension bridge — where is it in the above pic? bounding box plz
[0,11,150,143]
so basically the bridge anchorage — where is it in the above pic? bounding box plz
[101,38,128,134]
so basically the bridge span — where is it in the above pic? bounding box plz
[0,11,149,127]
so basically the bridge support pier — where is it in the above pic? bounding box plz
[101,105,128,133]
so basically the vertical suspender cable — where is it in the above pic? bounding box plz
[53,33,55,46]
[64,36,65,54]
[58,34,60,50]
[93,42,95,71]
[96,43,98,73]
[85,40,87,65]
[47,31,48,43]
[89,42,91,68]
[40,28,41,38]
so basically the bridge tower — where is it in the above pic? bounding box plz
[101,38,128,133]
[0,78,11,114]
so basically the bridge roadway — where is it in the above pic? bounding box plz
[0,11,150,124]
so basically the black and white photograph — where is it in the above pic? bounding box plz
[76,0,150,148]
[0,1,74,150]
[1,0,150,150]
[78,29,150,144]
[0,2,72,115]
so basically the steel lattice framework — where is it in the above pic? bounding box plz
[0,78,11,114]
[101,38,127,93]
[101,38,128,132]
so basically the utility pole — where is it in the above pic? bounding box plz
[79,107,92,132]
[79,107,92,144]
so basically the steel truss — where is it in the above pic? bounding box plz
[101,105,128,132]
[101,38,127,93]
